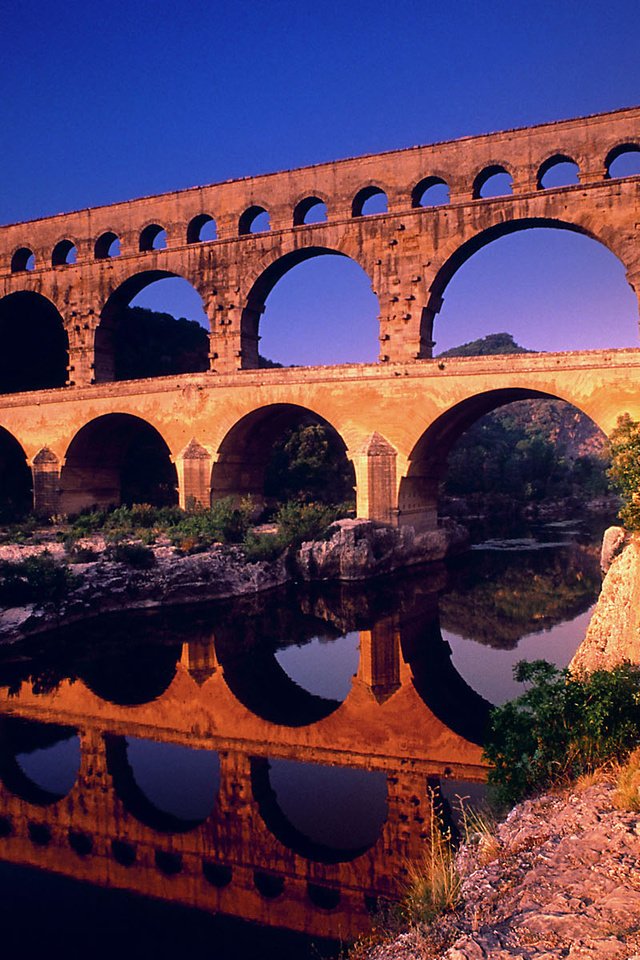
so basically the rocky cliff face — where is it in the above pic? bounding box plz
[570,529,640,675]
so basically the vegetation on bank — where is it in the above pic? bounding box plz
[608,413,640,530]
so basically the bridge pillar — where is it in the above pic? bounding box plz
[357,621,401,703]
[376,264,433,362]
[354,433,398,525]
[64,309,101,386]
[31,447,61,518]
[175,439,213,509]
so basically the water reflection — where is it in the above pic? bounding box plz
[0,526,603,956]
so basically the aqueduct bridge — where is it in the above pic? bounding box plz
[1,105,639,523]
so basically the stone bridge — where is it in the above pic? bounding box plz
[0,105,638,524]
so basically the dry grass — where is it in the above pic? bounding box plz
[613,748,640,811]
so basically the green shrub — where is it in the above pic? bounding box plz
[0,555,76,610]
[484,659,640,804]
[608,413,640,530]
[274,500,346,545]
[108,542,156,568]
[241,530,286,562]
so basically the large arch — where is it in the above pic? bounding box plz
[397,388,606,529]
[0,292,68,394]
[421,217,639,353]
[60,413,178,514]
[211,403,355,512]
[238,246,379,368]
[0,428,32,520]
[94,271,210,383]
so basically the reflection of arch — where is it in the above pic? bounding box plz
[211,402,354,511]
[0,719,79,806]
[0,291,68,394]
[536,154,579,189]
[472,164,513,198]
[95,269,209,382]
[251,757,387,864]
[105,736,219,833]
[78,638,182,705]
[60,413,178,514]
[422,217,638,350]
[0,427,32,519]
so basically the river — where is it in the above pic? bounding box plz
[0,518,605,958]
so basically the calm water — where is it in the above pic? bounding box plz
[0,519,603,958]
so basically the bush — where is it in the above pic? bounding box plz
[0,555,76,610]
[108,543,156,568]
[484,660,640,804]
[274,500,346,545]
[608,413,640,530]
[241,530,286,563]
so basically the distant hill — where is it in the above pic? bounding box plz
[437,332,532,358]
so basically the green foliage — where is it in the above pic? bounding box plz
[113,306,209,381]
[108,542,156,568]
[438,331,532,358]
[0,555,76,610]
[274,499,347,544]
[241,530,287,562]
[265,423,355,505]
[608,413,640,530]
[484,660,640,804]
[168,498,253,550]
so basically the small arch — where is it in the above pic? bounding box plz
[111,839,136,866]
[293,196,328,226]
[68,830,93,856]
[307,883,341,910]
[139,224,167,252]
[605,143,640,179]
[239,205,270,235]
[11,248,35,273]
[28,822,52,846]
[0,718,80,806]
[202,861,232,887]
[51,239,77,267]
[537,154,580,189]
[412,177,450,208]
[94,231,121,259]
[187,214,217,244]
[254,871,285,899]
[352,185,388,217]
[472,165,513,199]
[155,850,183,875]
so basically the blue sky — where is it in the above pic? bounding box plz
[2,0,639,362]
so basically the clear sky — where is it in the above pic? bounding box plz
[2,0,639,362]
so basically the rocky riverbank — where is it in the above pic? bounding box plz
[368,778,640,960]
[0,517,468,645]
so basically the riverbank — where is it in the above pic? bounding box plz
[366,776,640,960]
[0,517,468,645]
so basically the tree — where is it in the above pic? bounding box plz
[608,413,640,530]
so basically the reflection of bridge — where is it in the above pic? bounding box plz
[0,623,487,939]
[0,107,638,524]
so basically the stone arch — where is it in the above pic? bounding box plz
[351,184,389,217]
[10,247,35,273]
[186,213,217,243]
[472,163,514,199]
[397,387,607,529]
[0,291,69,394]
[94,269,210,382]
[59,412,178,514]
[421,216,640,352]
[104,735,219,833]
[605,142,640,179]
[94,231,120,259]
[251,756,388,864]
[239,205,270,235]
[51,238,78,267]
[411,176,450,208]
[0,427,32,519]
[237,244,379,368]
[292,195,329,226]
[536,153,580,189]
[211,402,355,513]
[139,223,167,252]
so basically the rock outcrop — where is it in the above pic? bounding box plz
[369,781,640,960]
[294,518,469,581]
[570,530,640,674]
